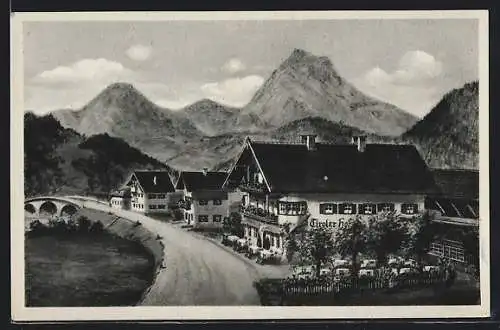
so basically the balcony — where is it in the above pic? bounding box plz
[239,181,268,193]
[241,205,279,225]
[178,199,192,210]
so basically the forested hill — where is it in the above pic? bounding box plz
[24,112,176,197]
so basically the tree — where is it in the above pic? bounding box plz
[366,212,408,264]
[401,211,437,264]
[295,226,335,278]
[333,216,369,278]
[223,212,244,237]
[77,215,91,232]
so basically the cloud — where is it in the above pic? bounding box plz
[200,75,264,107]
[356,50,446,117]
[364,50,443,87]
[126,44,153,61]
[222,58,246,74]
[33,58,134,85]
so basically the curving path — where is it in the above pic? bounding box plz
[66,197,289,306]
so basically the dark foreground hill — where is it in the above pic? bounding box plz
[24,112,175,197]
[403,81,479,169]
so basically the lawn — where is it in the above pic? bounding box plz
[25,232,155,307]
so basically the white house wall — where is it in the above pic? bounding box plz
[280,193,426,229]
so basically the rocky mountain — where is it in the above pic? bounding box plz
[24,112,175,197]
[52,83,203,162]
[403,81,479,169]
[46,49,476,173]
[181,99,241,136]
[236,48,417,136]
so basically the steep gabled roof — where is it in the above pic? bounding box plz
[233,140,438,194]
[430,169,479,200]
[176,171,227,191]
[133,170,175,193]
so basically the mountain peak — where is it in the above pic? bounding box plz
[104,82,137,92]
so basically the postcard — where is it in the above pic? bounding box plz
[11,10,490,321]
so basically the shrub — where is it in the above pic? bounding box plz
[48,217,68,233]
[133,221,142,227]
[29,220,47,234]
[77,216,91,232]
[89,221,104,233]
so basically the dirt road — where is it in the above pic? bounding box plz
[71,198,288,306]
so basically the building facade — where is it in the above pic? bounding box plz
[425,169,479,265]
[222,135,437,257]
[109,187,132,210]
[123,170,177,214]
[176,169,229,229]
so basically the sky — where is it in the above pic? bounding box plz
[23,18,479,118]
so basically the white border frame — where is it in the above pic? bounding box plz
[10,10,490,321]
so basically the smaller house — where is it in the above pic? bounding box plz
[123,170,177,214]
[176,168,229,229]
[109,187,131,210]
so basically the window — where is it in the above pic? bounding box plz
[158,194,166,199]
[279,203,287,214]
[149,205,157,209]
[213,215,222,222]
[278,202,307,215]
[339,203,356,215]
[148,194,155,199]
[359,203,377,215]
[198,215,209,222]
[158,205,166,209]
[377,203,395,213]
[319,203,337,214]
[213,199,222,205]
[185,213,188,220]
[141,204,144,209]
[199,199,208,206]
[401,203,418,215]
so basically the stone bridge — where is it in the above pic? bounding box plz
[25,196,84,218]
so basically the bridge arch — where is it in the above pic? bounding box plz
[39,201,57,216]
[60,204,78,217]
[25,203,36,215]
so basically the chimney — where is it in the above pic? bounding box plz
[352,135,367,152]
[300,134,317,151]
[202,167,208,176]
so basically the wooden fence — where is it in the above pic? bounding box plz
[255,274,448,305]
